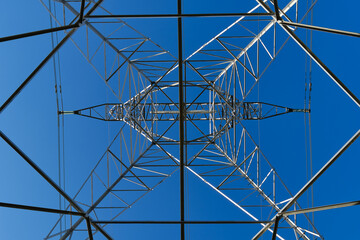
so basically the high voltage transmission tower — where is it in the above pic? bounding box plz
[0,0,359,239]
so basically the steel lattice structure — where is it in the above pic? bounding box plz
[0,0,359,239]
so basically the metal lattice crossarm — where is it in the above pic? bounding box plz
[60,102,307,121]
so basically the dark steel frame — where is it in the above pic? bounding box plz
[0,0,359,239]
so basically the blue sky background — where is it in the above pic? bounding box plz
[0,0,359,239]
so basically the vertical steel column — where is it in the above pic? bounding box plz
[271,216,281,240]
[177,0,185,239]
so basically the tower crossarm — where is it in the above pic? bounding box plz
[61,102,308,122]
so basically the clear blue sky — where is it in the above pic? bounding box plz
[0,0,359,239]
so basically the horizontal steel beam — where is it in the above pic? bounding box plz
[93,220,272,224]
[87,12,273,19]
